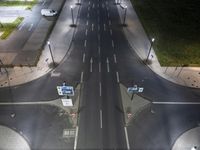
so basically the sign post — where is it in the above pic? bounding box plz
[127,85,144,100]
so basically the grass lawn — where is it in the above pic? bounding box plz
[131,0,200,66]
[0,0,37,7]
[0,17,24,39]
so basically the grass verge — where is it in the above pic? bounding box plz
[131,0,200,66]
[0,17,24,40]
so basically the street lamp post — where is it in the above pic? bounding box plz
[146,38,155,63]
[70,5,74,26]
[123,6,127,25]
[47,41,55,67]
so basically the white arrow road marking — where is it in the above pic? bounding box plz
[99,82,102,96]
[84,40,87,47]
[42,0,46,5]
[110,29,112,35]
[51,72,61,77]
[80,72,84,83]
[100,110,103,128]
[112,40,114,48]
[104,24,106,31]
[113,54,117,63]
[116,72,120,83]
[106,58,110,72]
[92,23,94,31]
[99,62,101,72]
[90,58,93,72]
[83,53,85,63]
[98,46,101,55]
[109,20,111,26]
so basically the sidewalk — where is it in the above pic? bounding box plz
[117,1,200,88]
[0,1,80,87]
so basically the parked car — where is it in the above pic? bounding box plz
[41,9,57,17]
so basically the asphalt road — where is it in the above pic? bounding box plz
[0,0,200,149]
[127,104,200,150]
[0,105,74,150]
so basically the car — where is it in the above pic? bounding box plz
[41,9,57,17]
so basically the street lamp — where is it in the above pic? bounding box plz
[70,5,74,26]
[47,41,55,67]
[120,5,127,26]
[146,38,155,63]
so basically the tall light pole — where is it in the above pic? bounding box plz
[146,38,155,63]
[70,5,74,26]
[47,41,55,67]
[123,6,127,25]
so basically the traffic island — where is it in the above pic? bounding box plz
[119,83,151,125]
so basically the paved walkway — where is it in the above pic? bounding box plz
[117,1,200,89]
[172,127,200,150]
[0,125,30,150]
[0,0,80,87]
[1,0,200,88]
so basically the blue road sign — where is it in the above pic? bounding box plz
[127,85,144,93]
[57,86,74,96]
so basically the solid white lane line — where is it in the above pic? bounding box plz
[86,20,89,25]
[113,54,117,63]
[110,29,112,35]
[84,40,87,47]
[85,29,88,36]
[104,24,106,31]
[112,40,114,48]
[106,58,110,73]
[99,82,102,96]
[83,53,85,63]
[28,23,33,31]
[99,62,101,72]
[74,126,79,150]
[124,127,130,150]
[80,72,84,83]
[152,101,200,105]
[92,23,94,31]
[90,58,93,72]
[100,110,103,128]
[116,72,120,83]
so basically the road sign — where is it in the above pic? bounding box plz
[127,85,144,93]
[138,87,144,93]
[61,99,73,106]
[57,86,74,96]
